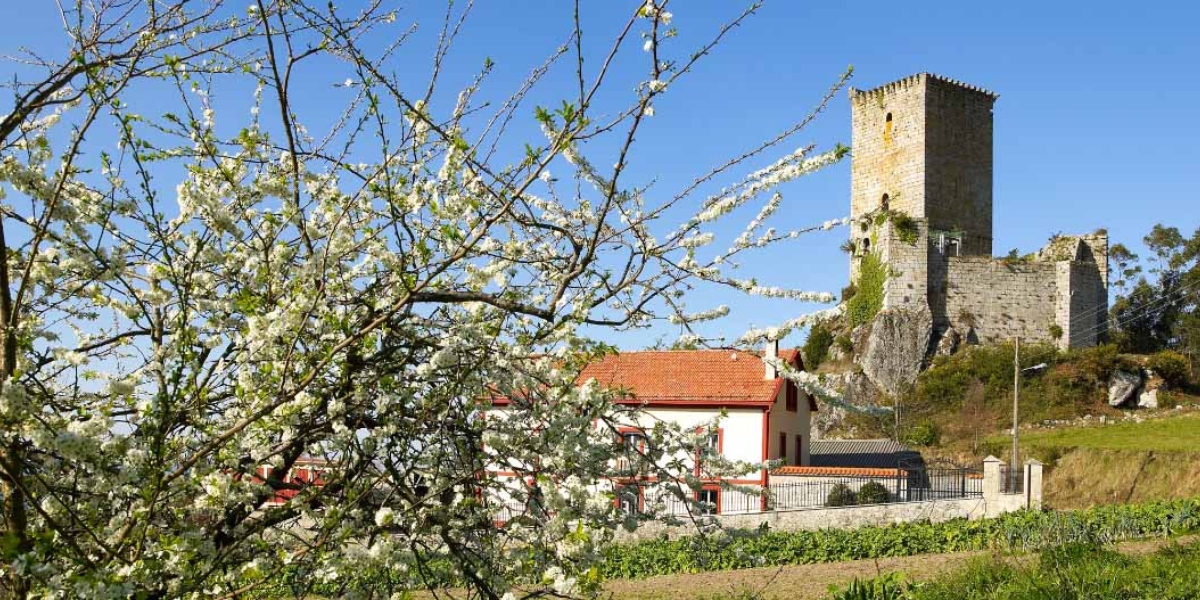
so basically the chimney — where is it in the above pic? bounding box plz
[763,338,779,380]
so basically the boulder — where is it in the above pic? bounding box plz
[935,327,961,356]
[1107,369,1142,407]
[1137,388,1158,409]
[854,306,933,396]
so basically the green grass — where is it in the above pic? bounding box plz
[996,413,1200,453]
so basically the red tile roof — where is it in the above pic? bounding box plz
[772,466,902,478]
[577,348,810,407]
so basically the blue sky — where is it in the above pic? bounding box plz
[4,1,1198,350]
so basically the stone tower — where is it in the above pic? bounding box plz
[844,73,1107,356]
[849,73,998,260]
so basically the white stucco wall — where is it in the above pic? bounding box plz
[767,382,813,467]
[627,406,765,469]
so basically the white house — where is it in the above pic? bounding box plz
[487,341,816,516]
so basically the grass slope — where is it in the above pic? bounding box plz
[1003,413,1200,452]
[979,414,1200,510]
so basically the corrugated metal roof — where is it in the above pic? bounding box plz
[809,439,923,470]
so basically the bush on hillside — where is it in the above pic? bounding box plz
[803,322,835,370]
[1064,343,1123,386]
[857,482,890,505]
[825,483,858,507]
[902,421,940,447]
[835,335,853,355]
[1148,350,1190,388]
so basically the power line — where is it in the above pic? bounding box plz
[1069,276,1200,342]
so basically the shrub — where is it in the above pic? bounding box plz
[1067,343,1122,386]
[835,335,853,355]
[846,254,886,328]
[824,483,858,507]
[889,212,919,245]
[830,573,910,600]
[804,322,835,370]
[1148,350,1190,388]
[1048,324,1063,340]
[841,283,858,302]
[857,481,890,505]
[902,421,940,447]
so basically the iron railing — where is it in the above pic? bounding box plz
[491,462,984,522]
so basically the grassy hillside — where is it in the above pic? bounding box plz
[976,414,1200,510]
[1001,412,1200,453]
[830,342,1200,509]
[838,343,1200,454]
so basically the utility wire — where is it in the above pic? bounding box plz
[1069,276,1200,342]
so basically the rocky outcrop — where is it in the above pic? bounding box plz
[854,306,933,396]
[1137,388,1158,409]
[844,371,881,407]
[1137,369,1164,409]
[1107,369,1142,407]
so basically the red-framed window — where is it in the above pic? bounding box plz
[617,427,647,475]
[697,486,720,515]
[617,427,647,454]
[794,434,803,467]
[614,482,644,515]
[779,432,787,462]
[694,427,724,476]
[786,382,798,412]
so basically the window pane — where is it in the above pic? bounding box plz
[616,485,640,515]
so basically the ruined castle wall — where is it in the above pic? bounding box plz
[934,257,1059,345]
[1056,262,1107,349]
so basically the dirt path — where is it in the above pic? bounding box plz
[601,535,1198,599]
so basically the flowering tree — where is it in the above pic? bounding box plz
[0,1,848,598]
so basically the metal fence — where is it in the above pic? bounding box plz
[766,465,982,511]
[490,462,984,522]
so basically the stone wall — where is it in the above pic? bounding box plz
[1059,261,1107,349]
[619,498,987,541]
[615,460,1043,542]
[931,256,1059,345]
[879,220,930,311]
[923,76,996,256]
[849,76,926,226]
